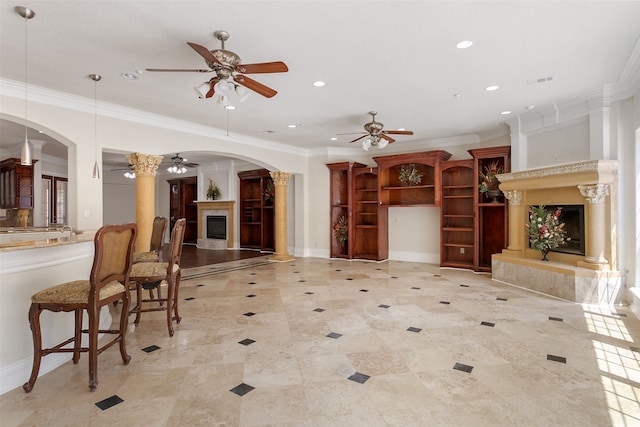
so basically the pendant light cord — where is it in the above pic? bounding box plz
[23,12,28,140]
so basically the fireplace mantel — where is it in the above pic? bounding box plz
[491,160,622,304]
[196,200,235,249]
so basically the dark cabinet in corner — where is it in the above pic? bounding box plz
[238,169,275,252]
[1,158,36,209]
[168,176,198,244]
[327,161,365,259]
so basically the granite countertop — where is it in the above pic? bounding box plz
[0,229,95,252]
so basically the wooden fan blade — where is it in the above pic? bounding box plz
[235,74,277,98]
[236,61,289,74]
[205,78,219,98]
[349,134,369,143]
[382,130,414,135]
[337,132,367,136]
[380,134,396,143]
[146,68,212,73]
[187,42,221,65]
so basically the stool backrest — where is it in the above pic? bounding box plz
[90,223,138,297]
[150,216,167,253]
[167,218,186,270]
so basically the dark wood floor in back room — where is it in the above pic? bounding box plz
[162,244,268,269]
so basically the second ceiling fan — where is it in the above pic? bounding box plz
[342,112,414,150]
[146,30,288,99]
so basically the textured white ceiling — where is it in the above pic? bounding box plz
[1,1,639,167]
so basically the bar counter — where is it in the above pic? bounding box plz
[0,229,114,394]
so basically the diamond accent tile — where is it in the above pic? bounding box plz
[496,297,508,301]
[238,338,255,346]
[480,321,495,327]
[95,395,124,410]
[298,280,306,283]
[196,284,205,287]
[407,327,422,333]
[360,289,369,292]
[346,278,353,280]
[246,294,257,298]
[439,301,450,305]
[549,316,563,322]
[230,383,255,396]
[326,332,342,339]
[348,372,370,384]
[141,345,160,353]
[378,304,390,309]
[305,291,314,295]
[391,276,399,279]
[411,287,420,290]
[243,312,256,317]
[313,308,326,312]
[453,363,473,373]
[547,354,567,363]
[460,284,469,288]
[184,297,195,301]
[248,282,257,285]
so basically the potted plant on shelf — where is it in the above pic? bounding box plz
[207,179,221,200]
[398,164,423,186]
[526,205,569,261]
[263,180,274,204]
[333,215,348,254]
[478,160,504,203]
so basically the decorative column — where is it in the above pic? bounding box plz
[127,153,163,252]
[578,184,609,266]
[269,171,294,262]
[503,190,524,254]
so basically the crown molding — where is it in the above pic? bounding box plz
[0,78,311,159]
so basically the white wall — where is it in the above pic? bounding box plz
[527,120,590,168]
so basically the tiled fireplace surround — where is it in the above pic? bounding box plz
[196,200,235,250]
[492,160,622,305]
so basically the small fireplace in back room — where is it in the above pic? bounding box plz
[206,215,227,240]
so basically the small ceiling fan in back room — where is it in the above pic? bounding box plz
[339,112,414,151]
[146,30,288,108]
[165,154,199,174]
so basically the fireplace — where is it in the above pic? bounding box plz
[207,216,227,240]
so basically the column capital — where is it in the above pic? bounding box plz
[127,153,163,177]
[269,171,292,186]
[504,190,523,206]
[578,184,609,204]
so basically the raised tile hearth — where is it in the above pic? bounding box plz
[492,160,622,304]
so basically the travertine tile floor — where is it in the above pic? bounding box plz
[2,257,640,426]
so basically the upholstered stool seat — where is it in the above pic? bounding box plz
[23,223,137,393]
[132,251,160,263]
[31,280,125,304]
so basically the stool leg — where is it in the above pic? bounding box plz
[118,293,131,365]
[173,272,182,325]
[166,279,175,337]
[87,306,98,392]
[23,304,43,393]
[72,309,83,364]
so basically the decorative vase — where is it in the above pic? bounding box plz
[340,241,347,255]
[541,247,550,261]
[485,189,501,204]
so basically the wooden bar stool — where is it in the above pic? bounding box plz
[23,223,137,393]
[129,218,186,337]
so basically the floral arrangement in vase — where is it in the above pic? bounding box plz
[263,180,274,203]
[398,164,423,186]
[527,205,569,261]
[478,160,504,202]
[207,179,221,200]
[333,215,348,252]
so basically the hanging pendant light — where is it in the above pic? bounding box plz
[89,74,102,179]
[16,6,35,166]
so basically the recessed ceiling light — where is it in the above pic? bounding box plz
[135,69,144,74]
[225,105,236,110]
[288,124,302,128]
[485,85,499,91]
[500,110,511,115]
[313,81,325,87]
[121,73,138,80]
[263,130,276,134]
[330,137,337,141]
[526,105,536,110]
[453,93,461,98]
[456,40,473,49]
